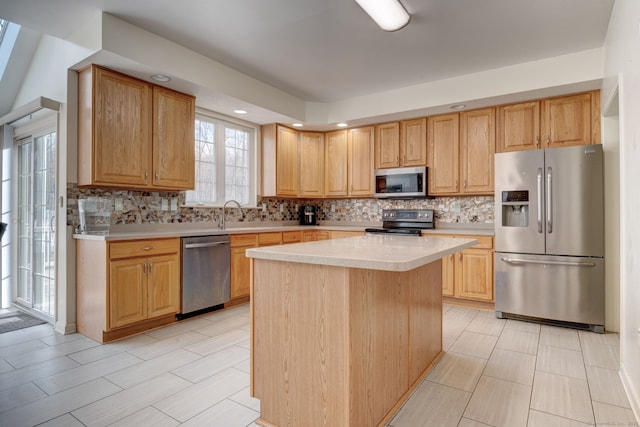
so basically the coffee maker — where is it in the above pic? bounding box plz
[299,205,318,225]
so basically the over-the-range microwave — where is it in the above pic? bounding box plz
[374,166,429,199]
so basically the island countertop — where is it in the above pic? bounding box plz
[246,234,476,272]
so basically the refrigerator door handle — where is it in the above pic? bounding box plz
[499,257,596,267]
[546,166,553,234]
[537,168,543,233]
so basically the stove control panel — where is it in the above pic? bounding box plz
[381,209,434,223]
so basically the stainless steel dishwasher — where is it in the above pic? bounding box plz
[180,235,230,318]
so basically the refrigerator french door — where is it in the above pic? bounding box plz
[494,144,605,332]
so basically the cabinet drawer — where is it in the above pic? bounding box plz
[282,231,303,243]
[109,238,179,259]
[258,232,282,246]
[428,234,493,250]
[231,234,258,247]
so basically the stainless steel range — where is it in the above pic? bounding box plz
[365,209,434,236]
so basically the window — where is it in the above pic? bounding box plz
[186,114,256,206]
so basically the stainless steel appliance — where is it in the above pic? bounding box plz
[299,205,318,225]
[374,166,428,199]
[180,235,230,318]
[494,144,604,332]
[365,209,434,235]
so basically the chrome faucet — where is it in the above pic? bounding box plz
[219,200,245,230]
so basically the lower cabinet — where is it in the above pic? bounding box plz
[431,234,494,303]
[77,237,180,343]
[230,234,259,302]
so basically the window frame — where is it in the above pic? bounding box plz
[184,109,259,208]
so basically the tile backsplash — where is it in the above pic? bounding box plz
[67,183,494,230]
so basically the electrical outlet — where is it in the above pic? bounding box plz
[114,198,123,211]
[295,204,299,211]
[279,204,284,213]
[454,202,461,214]
[373,204,379,214]
[161,198,169,211]
[262,203,267,213]
[331,203,336,213]
[170,199,178,211]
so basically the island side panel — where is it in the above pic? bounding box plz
[348,268,410,427]
[252,259,350,427]
[408,261,443,385]
[76,239,107,342]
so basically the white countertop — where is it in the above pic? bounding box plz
[72,221,493,241]
[246,235,477,272]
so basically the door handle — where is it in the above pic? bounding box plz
[184,241,228,249]
[546,167,552,234]
[500,257,596,267]
[537,168,543,233]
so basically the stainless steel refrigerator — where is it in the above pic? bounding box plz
[494,144,604,332]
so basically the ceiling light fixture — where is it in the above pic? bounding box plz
[234,109,248,114]
[337,122,348,128]
[354,0,411,32]
[450,104,466,111]
[292,123,304,127]
[151,74,171,82]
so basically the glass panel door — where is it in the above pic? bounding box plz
[16,131,56,319]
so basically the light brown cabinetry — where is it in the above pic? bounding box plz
[323,127,374,197]
[375,119,427,169]
[276,125,299,197]
[348,126,375,196]
[230,234,259,301]
[299,132,325,197]
[77,64,195,190]
[496,91,600,153]
[330,230,363,239]
[282,230,303,243]
[77,237,180,343]
[432,234,494,303]
[427,110,495,196]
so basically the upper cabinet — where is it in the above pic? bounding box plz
[497,91,600,153]
[427,109,495,196]
[299,132,325,197]
[375,119,426,169]
[78,65,195,190]
[324,130,349,197]
[261,124,298,197]
[325,127,374,197]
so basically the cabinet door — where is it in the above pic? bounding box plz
[427,114,459,195]
[496,101,540,152]
[276,125,299,196]
[401,118,427,167]
[231,247,252,299]
[375,122,400,169]
[147,254,180,318]
[324,130,349,196]
[541,93,593,148]
[92,66,152,187]
[454,248,494,301]
[109,258,147,329]
[348,126,375,196]
[299,132,324,197]
[152,87,195,190]
[303,230,317,242]
[460,108,495,194]
[441,253,455,297]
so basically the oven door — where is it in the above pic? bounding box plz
[374,166,427,198]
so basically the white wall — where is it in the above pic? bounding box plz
[602,0,640,418]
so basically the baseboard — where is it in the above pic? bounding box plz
[619,361,640,424]
[54,321,77,335]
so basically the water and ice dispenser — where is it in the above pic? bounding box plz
[501,190,529,227]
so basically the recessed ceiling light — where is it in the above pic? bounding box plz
[292,123,304,127]
[337,122,348,128]
[450,104,466,110]
[234,109,248,114]
[151,74,170,82]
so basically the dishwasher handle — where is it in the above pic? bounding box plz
[184,241,229,249]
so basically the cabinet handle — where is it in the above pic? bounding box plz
[145,170,149,182]
[141,246,154,251]
[155,172,159,180]
[464,180,467,189]
[149,261,153,274]
[545,136,550,146]
[535,136,540,148]
[144,262,147,275]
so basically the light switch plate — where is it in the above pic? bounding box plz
[114,198,124,211]
[331,203,336,213]
[262,203,267,213]
[279,204,284,213]
[170,199,178,211]
[161,198,169,211]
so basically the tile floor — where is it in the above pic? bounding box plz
[0,304,637,427]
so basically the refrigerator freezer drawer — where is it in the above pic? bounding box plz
[495,253,604,330]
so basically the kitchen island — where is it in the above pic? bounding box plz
[246,235,476,427]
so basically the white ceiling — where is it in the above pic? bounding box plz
[0,0,615,124]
